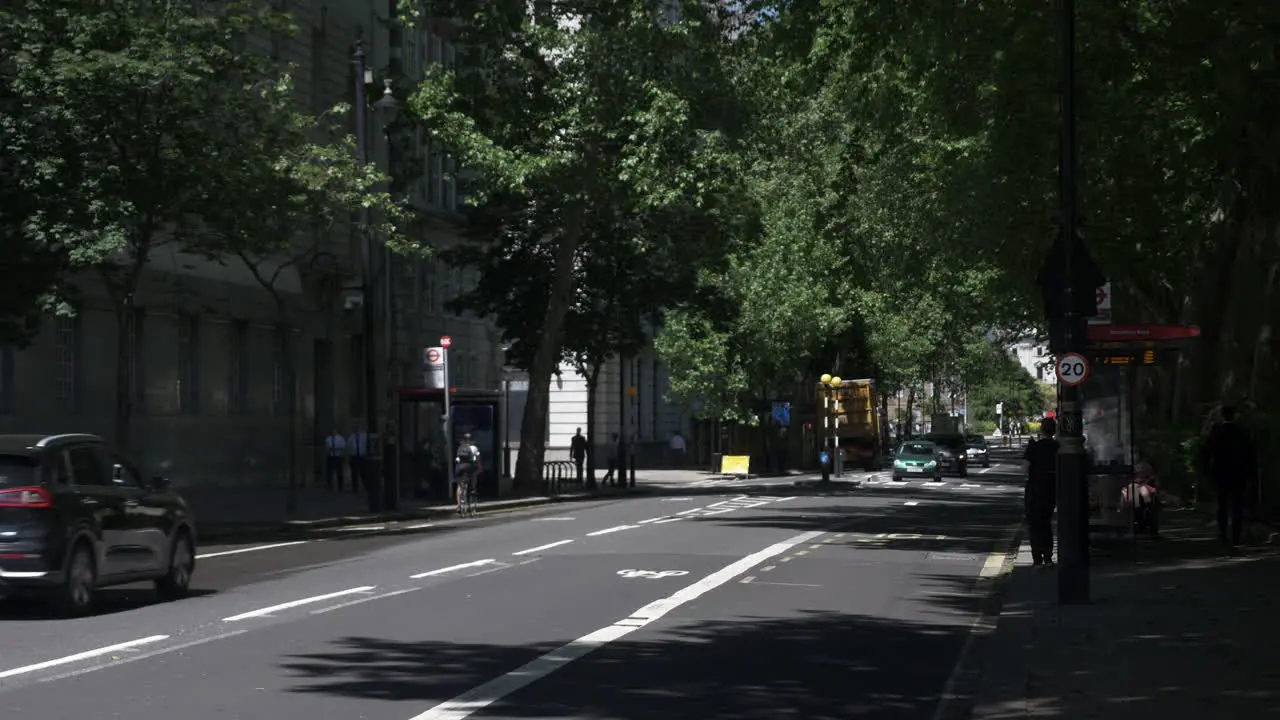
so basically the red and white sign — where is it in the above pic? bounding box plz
[1095,283,1111,312]
[440,335,452,348]
[1086,324,1200,342]
[1056,352,1090,386]
[423,345,446,389]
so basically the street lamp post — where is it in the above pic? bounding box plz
[819,374,843,481]
[372,78,401,511]
[352,41,382,512]
[626,385,639,488]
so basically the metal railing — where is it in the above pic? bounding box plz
[542,461,578,494]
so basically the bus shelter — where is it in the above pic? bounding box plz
[392,387,502,502]
[1081,324,1198,534]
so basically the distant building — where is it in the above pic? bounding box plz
[1009,335,1055,384]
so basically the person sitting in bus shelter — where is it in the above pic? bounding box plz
[1121,457,1160,537]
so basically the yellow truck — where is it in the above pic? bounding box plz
[815,378,884,471]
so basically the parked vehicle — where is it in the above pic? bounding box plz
[965,435,991,468]
[892,440,941,482]
[0,433,197,615]
[924,433,970,477]
[815,378,885,471]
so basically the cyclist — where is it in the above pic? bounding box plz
[455,433,482,514]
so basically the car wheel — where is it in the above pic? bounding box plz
[156,531,195,600]
[56,542,96,617]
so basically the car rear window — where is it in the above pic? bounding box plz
[0,454,39,488]
[900,442,935,455]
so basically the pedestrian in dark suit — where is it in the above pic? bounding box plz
[1023,418,1060,566]
[1203,405,1258,547]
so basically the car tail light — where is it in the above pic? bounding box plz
[0,486,52,508]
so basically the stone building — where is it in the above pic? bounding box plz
[0,0,506,502]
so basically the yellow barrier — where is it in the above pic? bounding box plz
[720,455,751,476]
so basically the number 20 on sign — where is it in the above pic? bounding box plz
[1056,352,1090,386]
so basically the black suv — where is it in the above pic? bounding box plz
[924,433,969,477]
[0,433,197,615]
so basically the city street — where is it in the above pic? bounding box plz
[0,464,1025,720]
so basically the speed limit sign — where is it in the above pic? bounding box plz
[1056,352,1091,386]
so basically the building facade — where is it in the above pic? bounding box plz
[1010,336,1056,385]
[0,1,505,497]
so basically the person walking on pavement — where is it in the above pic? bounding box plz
[602,432,621,486]
[571,428,588,485]
[455,432,482,513]
[1023,417,1060,566]
[1204,405,1258,547]
[668,430,686,467]
[323,428,347,491]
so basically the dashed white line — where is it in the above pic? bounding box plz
[905,501,920,506]
[586,525,637,536]
[222,587,376,622]
[408,528,826,720]
[410,559,497,579]
[512,539,574,556]
[310,588,420,615]
[652,517,683,524]
[636,517,667,524]
[196,540,309,559]
[0,635,171,680]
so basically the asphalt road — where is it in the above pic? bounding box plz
[0,460,1025,720]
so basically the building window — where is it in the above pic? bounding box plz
[177,314,200,414]
[272,326,288,416]
[0,345,13,414]
[54,314,77,411]
[129,308,146,414]
[228,320,247,414]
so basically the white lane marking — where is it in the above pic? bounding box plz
[410,559,497,579]
[652,517,683,524]
[222,587,376,622]
[405,523,436,530]
[196,541,309,559]
[930,523,1020,720]
[38,631,247,685]
[978,465,999,474]
[959,483,982,489]
[586,525,636,536]
[660,498,697,502]
[923,481,950,488]
[311,588,420,615]
[636,517,667,524]
[512,540,574,556]
[0,635,170,680]
[904,500,919,506]
[533,516,576,521]
[333,524,386,532]
[408,528,826,720]
[676,508,705,516]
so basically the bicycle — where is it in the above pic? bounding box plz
[456,470,478,517]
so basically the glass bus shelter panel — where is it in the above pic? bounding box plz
[1081,365,1135,528]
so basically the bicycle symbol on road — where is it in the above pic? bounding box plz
[617,569,689,580]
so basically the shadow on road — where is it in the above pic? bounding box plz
[0,587,217,621]
[279,607,985,720]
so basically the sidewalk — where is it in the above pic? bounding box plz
[970,507,1280,718]
[189,485,642,542]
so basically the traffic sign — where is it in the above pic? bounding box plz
[425,348,441,364]
[1086,324,1200,342]
[441,335,452,348]
[423,345,446,389]
[1056,352,1090,386]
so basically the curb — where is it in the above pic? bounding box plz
[198,489,646,544]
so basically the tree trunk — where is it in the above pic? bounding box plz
[585,361,600,489]
[281,319,299,515]
[514,211,586,493]
[113,304,133,451]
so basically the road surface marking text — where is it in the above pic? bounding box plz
[406,528,827,720]
[222,587,376,622]
[512,540,574,556]
[196,540,309,559]
[0,636,170,680]
[587,525,637,536]
[411,559,497,579]
[616,569,689,579]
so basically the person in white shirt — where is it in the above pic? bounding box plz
[668,431,686,467]
[347,424,369,494]
[324,429,347,491]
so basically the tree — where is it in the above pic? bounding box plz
[411,0,743,492]
[2,0,336,451]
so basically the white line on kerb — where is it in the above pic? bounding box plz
[407,529,827,720]
[0,635,170,680]
[410,559,496,579]
[222,586,376,622]
[512,540,574,556]
[586,525,636,537]
[196,540,309,559]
